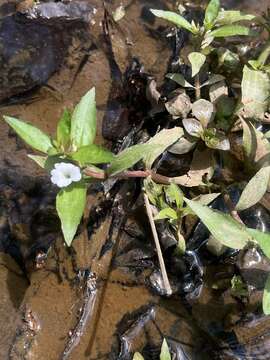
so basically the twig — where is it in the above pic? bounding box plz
[143,192,172,296]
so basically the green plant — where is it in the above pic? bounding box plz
[151,0,255,85]
[3,89,184,246]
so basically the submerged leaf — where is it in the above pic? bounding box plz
[3,116,53,154]
[182,118,203,137]
[211,25,252,37]
[144,127,183,169]
[160,339,171,360]
[166,73,194,88]
[56,183,87,246]
[184,199,250,249]
[263,274,270,315]
[236,166,270,211]
[168,135,197,155]
[71,144,114,166]
[165,92,191,118]
[241,66,270,119]
[204,0,220,29]
[200,74,225,88]
[172,148,214,187]
[150,9,195,33]
[71,88,96,149]
[192,99,215,128]
[188,52,206,77]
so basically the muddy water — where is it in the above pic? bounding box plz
[1,1,270,359]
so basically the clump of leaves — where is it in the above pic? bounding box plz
[151,0,255,81]
[144,178,220,254]
[182,99,230,151]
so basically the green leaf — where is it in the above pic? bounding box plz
[3,116,53,154]
[57,110,71,149]
[204,0,220,30]
[150,9,196,33]
[184,198,250,249]
[211,25,252,37]
[160,339,171,360]
[245,228,270,259]
[143,177,164,207]
[188,52,206,77]
[200,74,225,88]
[70,144,114,166]
[236,166,270,211]
[258,43,270,68]
[192,192,221,205]
[166,73,194,88]
[241,120,270,165]
[165,183,184,209]
[241,66,270,120]
[216,10,255,25]
[263,274,270,315]
[154,207,178,221]
[144,127,183,169]
[56,183,87,246]
[108,144,153,176]
[133,353,144,360]
[70,87,96,149]
[28,154,47,168]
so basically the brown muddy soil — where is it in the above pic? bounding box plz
[1,1,270,360]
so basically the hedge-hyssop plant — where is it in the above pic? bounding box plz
[4,0,270,316]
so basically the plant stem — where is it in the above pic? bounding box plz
[195,74,201,100]
[143,192,172,296]
[84,167,172,185]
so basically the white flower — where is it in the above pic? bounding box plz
[50,162,81,188]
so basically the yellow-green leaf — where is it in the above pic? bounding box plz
[57,109,71,149]
[188,52,206,77]
[71,87,96,149]
[236,166,270,211]
[150,9,195,33]
[184,198,250,249]
[71,144,114,166]
[56,183,87,246]
[160,339,171,360]
[3,116,53,154]
[204,0,220,30]
[211,25,252,37]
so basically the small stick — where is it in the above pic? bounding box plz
[143,192,172,296]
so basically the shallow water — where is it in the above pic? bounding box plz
[1,1,270,359]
